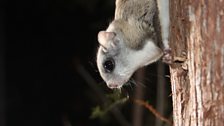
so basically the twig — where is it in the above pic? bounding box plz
[133,99,173,126]
[156,61,166,126]
[132,68,145,126]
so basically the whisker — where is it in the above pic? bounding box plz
[147,73,170,79]
[124,81,134,91]
[141,78,153,84]
[128,79,137,87]
[129,78,147,88]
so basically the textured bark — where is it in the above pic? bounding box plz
[169,0,224,126]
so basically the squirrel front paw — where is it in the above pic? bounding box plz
[162,48,173,64]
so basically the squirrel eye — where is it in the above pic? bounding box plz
[103,58,115,73]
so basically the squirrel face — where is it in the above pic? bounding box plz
[96,28,163,89]
[97,30,134,89]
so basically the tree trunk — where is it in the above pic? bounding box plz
[169,0,224,126]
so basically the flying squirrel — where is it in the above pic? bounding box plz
[96,0,171,89]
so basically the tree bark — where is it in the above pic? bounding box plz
[169,0,224,126]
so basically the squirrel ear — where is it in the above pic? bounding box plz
[98,31,116,47]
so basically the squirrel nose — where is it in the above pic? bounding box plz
[107,84,119,89]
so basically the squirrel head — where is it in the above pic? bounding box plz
[96,24,163,89]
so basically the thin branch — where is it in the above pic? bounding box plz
[156,61,166,126]
[133,99,173,126]
[132,68,145,126]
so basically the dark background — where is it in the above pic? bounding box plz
[0,0,172,126]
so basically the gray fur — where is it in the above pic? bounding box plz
[96,0,168,89]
